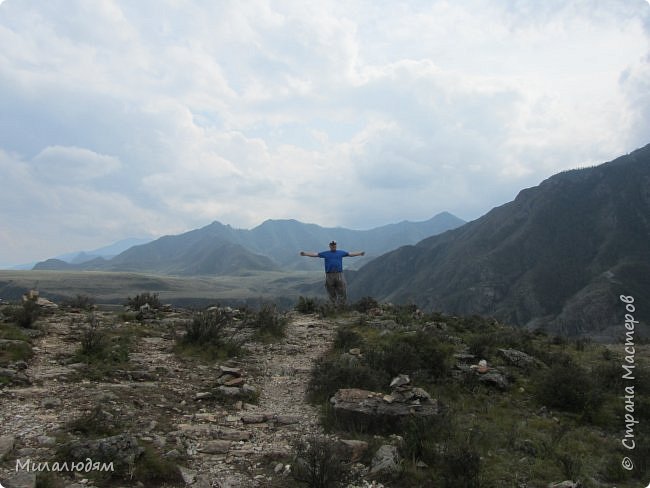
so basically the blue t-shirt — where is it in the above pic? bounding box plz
[317,250,349,272]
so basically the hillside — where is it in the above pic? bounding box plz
[33,213,465,276]
[1,299,647,486]
[350,144,650,339]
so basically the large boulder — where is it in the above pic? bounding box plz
[498,348,545,369]
[370,444,401,476]
[330,384,440,433]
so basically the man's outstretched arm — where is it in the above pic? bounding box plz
[300,251,319,257]
[348,251,365,257]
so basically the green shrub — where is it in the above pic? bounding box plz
[6,300,41,328]
[126,292,161,311]
[80,313,106,356]
[291,435,349,488]
[352,296,379,313]
[385,302,419,325]
[0,326,33,366]
[332,327,363,352]
[307,356,390,404]
[131,444,184,485]
[364,331,451,382]
[66,405,124,438]
[72,319,131,380]
[178,308,244,360]
[400,414,454,465]
[317,302,340,318]
[61,294,95,310]
[467,327,536,361]
[534,358,599,415]
[35,472,65,488]
[398,414,481,487]
[183,308,234,344]
[556,451,583,480]
[593,360,626,393]
[246,303,287,341]
[440,442,481,488]
[296,296,320,314]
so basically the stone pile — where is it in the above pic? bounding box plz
[330,374,440,423]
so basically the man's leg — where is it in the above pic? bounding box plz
[325,274,337,304]
[334,273,347,308]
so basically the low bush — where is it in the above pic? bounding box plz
[332,327,363,352]
[364,331,452,382]
[439,442,481,488]
[400,414,454,465]
[533,358,601,416]
[80,313,106,356]
[307,356,390,404]
[399,415,481,487]
[352,296,379,313]
[35,472,66,488]
[6,300,41,328]
[72,318,131,380]
[291,435,349,488]
[61,294,95,310]
[66,405,124,438]
[178,308,244,360]
[466,327,536,361]
[296,296,320,314]
[0,325,33,366]
[384,302,419,326]
[126,292,161,311]
[131,444,184,485]
[246,303,287,341]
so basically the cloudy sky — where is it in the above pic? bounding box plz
[1,0,649,266]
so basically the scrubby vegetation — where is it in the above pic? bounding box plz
[2,291,648,487]
[4,298,41,328]
[291,435,349,488]
[61,294,95,310]
[126,292,162,311]
[245,302,287,341]
[175,307,245,360]
[306,298,650,487]
[69,313,133,380]
[56,406,184,486]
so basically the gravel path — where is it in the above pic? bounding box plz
[0,309,342,488]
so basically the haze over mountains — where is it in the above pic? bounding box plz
[350,143,650,339]
[33,212,465,275]
[29,144,650,339]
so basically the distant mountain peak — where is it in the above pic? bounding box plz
[33,213,465,275]
[351,143,650,340]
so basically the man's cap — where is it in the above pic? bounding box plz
[329,240,337,246]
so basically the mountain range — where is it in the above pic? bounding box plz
[350,143,650,339]
[33,212,465,274]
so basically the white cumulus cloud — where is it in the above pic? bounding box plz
[0,0,649,263]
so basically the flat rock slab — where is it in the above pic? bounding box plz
[198,440,232,454]
[330,388,440,419]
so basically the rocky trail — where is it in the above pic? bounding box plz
[0,308,345,488]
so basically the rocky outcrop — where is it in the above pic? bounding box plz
[498,348,545,369]
[330,375,440,432]
[369,444,401,476]
[65,433,144,469]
